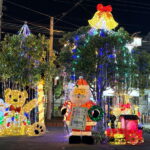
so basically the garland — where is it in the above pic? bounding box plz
[88,105,104,122]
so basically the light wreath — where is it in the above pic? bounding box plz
[88,105,104,122]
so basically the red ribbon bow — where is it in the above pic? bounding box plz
[120,103,131,111]
[97,4,112,12]
[10,105,21,113]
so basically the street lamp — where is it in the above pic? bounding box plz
[132,37,142,47]
[126,36,142,53]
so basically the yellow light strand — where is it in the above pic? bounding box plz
[37,80,45,124]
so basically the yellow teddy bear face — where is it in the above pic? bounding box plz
[4,88,28,107]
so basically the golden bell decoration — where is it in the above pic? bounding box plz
[88,4,118,30]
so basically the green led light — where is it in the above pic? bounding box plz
[27,120,31,125]
[15,115,19,119]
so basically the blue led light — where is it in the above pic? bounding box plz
[99,29,106,37]
[108,54,115,59]
[72,55,77,59]
[11,117,15,121]
[70,75,76,80]
[74,35,80,41]
[99,65,103,69]
[5,108,9,111]
[24,112,29,117]
[72,49,77,53]
[99,48,103,56]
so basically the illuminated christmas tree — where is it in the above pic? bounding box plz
[59,4,136,105]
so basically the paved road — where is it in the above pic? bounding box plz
[0,127,150,150]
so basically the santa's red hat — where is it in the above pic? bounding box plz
[76,76,88,86]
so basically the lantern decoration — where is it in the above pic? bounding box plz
[88,4,118,30]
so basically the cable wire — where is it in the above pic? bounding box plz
[54,0,83,24]
[4,14,75,32]
[4,0,79,28]
[5,0,51,18]
[86,0,150,7]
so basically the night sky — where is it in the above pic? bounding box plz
[2,0,150,36]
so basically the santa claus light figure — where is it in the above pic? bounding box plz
[61,77,103,144]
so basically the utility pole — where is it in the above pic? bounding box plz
[49,17,54,57]
[0,0,3,40]
[46,17,54,120]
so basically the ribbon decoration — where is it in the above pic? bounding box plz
[120,103,131,109]
[10,105,21,113]
[119,103,131,111]
[97,4,112,12]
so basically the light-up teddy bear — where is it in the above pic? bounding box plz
[61,77,103,144]
[3,88,45,136]
[4,89,36,128]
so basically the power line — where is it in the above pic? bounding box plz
[5,0,51,18]
[4,14,49,30]
[4,0,79,28]
[67,0,150,16]
[2,21,65,36]
[113,0,150,7]
[54,17,79,27]
[2,22,48,34]
[86,0,150,6]
[85,0,150,13]
[82,1,150,15]
[5,0,150,29]
[3,14,65,34]
[54,0,83,24]
[49,0,150,10]
[4,14,76,32]
[113,7,150,15]
[3,0,150,33]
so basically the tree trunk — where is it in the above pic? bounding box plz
[46,86,53,120]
